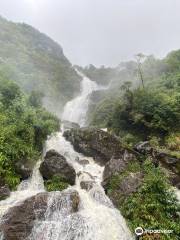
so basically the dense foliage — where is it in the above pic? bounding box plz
[108,88,180,138]
[107,160,180,240]
[90,49,180,149]
[0,74,59,189]
[91,50,180,239]
[44,175,69,192]
[0,16,81,114]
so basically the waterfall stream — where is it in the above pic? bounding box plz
[0,160,44,218]
[0,71,132,239]
[62,69,107,127]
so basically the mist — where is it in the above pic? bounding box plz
[0,0,180,66]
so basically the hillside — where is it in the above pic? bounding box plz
[0,16,81,116]
[88,51,180,162]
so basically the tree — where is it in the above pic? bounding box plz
[135,53,146,88]
[120,81,132,92]
[28,90,43,108]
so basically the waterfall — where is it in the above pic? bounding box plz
[62,69,106,127]
[28,71,132,239]
[174,188,180,202]
[0,160,45,218]
[0,70,132,239]
[29,131,132,240]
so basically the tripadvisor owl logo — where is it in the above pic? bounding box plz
[135,227,144,236]
[134,226,173,238]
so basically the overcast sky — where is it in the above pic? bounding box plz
[0,0,180,66]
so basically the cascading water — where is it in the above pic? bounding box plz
[29,71,132,239]
[62,69,107,127]
[0,70,132,239]
[0,160,45,218]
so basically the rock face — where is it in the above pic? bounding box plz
[0,185,10,201]
[102,150,137,187]
[40,150,76,185]
[80,181,95,191]
[0,192,48,240]
[157,153,180,189]
[0,190,80,240]
[118,172,143,195]
[15,161,32,180]
[62,120,80,131]
[64,128,138,166]
[78,159,89,166]
[108,172,143,207]
[134,141,180,189]
[64,128,139,188]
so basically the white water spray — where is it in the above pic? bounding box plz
[0,160,44,218]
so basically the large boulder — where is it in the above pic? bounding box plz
[107,172,144,207]
[40,150,76,185]
[0,190,80,240]
[64,128,138,166]
[102,150,137,187]
[0,192,48,240]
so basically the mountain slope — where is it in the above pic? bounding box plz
[0,16,81,116]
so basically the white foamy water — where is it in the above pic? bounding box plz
[0,70,132,239]
[29,131,132,240]
[0,160,45,218]
[174,188,180,202]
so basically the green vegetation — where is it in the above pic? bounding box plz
[90,49,180,151]
[0,74,59,189]
[0,16,81,114]
[107,160,180,240]
[108,88,180,138]
[76,64,116,85]
[90,50,180,239]
[44,175,69,191]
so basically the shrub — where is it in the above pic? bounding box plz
[45,175,69,191]
[119,160,180,240]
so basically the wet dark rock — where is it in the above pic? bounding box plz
[134,141,151,155]
[77,171,94,180]
[15,161,32,180]
[70,191,80,212]
[167,171,180,189]
[64,128,139,188]
[62,120,80,131]
[157,152,179,166]
[0,185,10,201]
[80,181,95,191]
[40,149,76,185]
[0,192,48,240]
[0,190,80,240]
[64,128,138,166]
[46,190,80,215]
[78,159,89,165]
